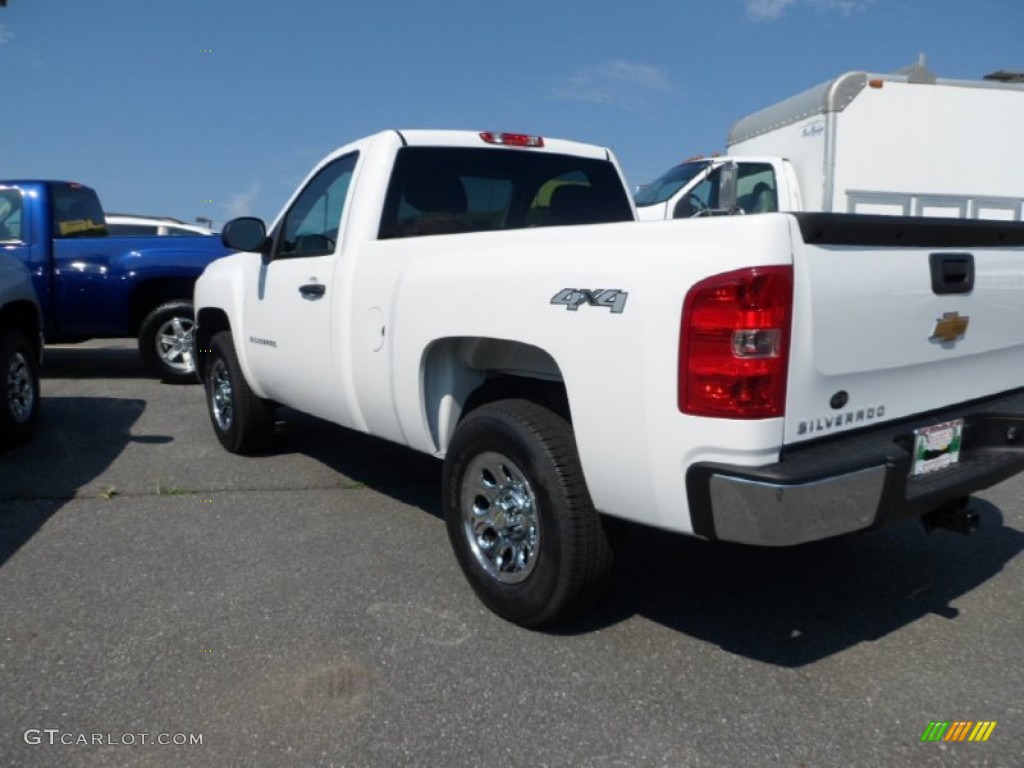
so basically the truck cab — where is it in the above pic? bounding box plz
[0,180,230,381]
[634,156,801,220]
[639,63,1024,222]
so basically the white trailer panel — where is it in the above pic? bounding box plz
[728,68,1024,220]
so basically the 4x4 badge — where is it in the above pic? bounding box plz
[930,311,969,343]
[550,288,628,314]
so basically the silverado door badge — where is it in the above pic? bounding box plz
[930,311,969,343]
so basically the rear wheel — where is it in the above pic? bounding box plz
[138,300,197,383]
[0,329,40,449]
[443,399,612,627]
[205,330,274,454]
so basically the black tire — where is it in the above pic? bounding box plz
[443,399,612,627]
[0,329,41,449]
[205,330,274,454]
[138,300,198,383]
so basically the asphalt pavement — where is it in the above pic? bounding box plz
[1,339,1021,767]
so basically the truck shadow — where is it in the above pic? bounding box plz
[0,396,165,567]
[273,409,444,515]
[242,411,1024,666]
[41,343,152,381]
[569,500,1024,665]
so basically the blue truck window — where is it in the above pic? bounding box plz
[0,189,23,242]
[51,184,109,238]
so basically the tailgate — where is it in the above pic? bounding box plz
[785,213,1024,445]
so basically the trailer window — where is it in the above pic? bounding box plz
[378,147,633,239]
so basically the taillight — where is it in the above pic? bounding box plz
[479,132,544,148]
[679,266,793,419]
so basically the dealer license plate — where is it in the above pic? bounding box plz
[911,419,964,476]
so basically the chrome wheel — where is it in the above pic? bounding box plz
[460,451,540,584]
[209,358,233,431]
[156,316,195,374]
[444,400,613,626]
[6,349,34,424]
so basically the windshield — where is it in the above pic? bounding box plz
[634,161,711,207]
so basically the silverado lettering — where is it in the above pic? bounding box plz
[797,406,887,435]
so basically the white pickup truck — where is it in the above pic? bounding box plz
[637,62,1024,222]
[194,129,1024,627]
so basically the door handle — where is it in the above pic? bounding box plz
[299,283,326,300]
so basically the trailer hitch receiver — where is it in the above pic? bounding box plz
[922,497,979,535]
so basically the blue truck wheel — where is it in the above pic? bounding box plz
[138,300,198,383]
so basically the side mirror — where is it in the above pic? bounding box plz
[221,217,268,253]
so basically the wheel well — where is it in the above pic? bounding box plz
[461,376,570,422]
[422,337,568,454]
[0,301,42,359]
[128,278,198,334]
[194,307,231,382]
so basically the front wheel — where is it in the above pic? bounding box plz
[443,399,612,627]
[138,300,197,383]
[204,330,274,454]
[0,329,40,449]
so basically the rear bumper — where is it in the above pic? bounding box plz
[686,388,1024,546]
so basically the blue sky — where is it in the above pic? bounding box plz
[2,0,1021,227]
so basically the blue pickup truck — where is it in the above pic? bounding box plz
[0,181,230,382]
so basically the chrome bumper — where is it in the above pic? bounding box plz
[687,389,1024,547]
[708,466,886,546]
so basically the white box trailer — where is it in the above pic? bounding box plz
[636,62,1024,221]
[728,62,1024,219]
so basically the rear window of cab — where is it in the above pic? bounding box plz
[52,184,109,238]
[378,147,633,239]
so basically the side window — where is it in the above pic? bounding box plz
[674,172,718,217]
[278,152,358,258]
[736,164,778,214]
[690,175,716,210]
[0,189,23,242]
[52,184,109,238]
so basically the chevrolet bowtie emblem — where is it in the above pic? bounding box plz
[930,311,969,343]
